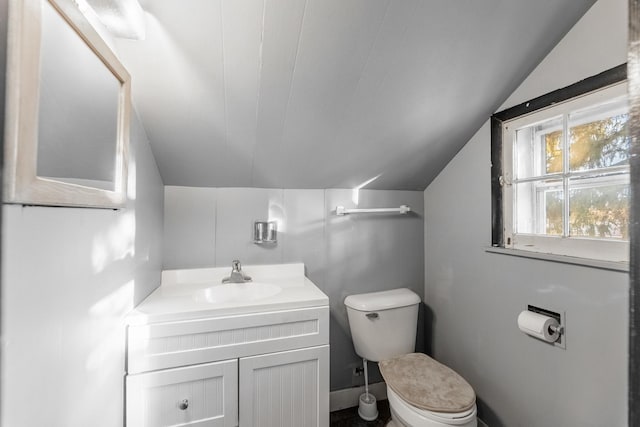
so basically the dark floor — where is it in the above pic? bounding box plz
[330,399,391,427]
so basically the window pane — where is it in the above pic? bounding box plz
[515,180,563,235]
[544,129,563,174]
[514,116,563,179]
[569,96,629,172]
[568,177,630,240]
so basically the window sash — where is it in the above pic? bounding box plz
[502,82,629,262]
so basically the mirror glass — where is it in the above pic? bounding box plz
[36,0,120,191]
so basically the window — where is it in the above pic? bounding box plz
[492,66,629,264]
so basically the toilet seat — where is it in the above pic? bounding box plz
[379,353,475,413]
[387,387,477,427]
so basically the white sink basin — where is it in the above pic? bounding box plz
[129,263,329,323]
[194,282,282,304]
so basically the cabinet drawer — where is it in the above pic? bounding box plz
[128,306,329,374]
[126,359,238,427]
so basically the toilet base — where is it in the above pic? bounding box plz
[358,392,378,421]
[388,387,477,427]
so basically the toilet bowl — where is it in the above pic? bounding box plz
[344,288,477,427]
[387,388,476,427]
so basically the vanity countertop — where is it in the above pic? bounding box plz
[128,263,329,325]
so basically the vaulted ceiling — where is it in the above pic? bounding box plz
[114,0,595,190]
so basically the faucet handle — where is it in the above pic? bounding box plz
[231,260,241,272]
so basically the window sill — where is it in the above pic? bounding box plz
[484,247,629,272]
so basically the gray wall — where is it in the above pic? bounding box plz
[1,111,164,427]
[424,0,628,426]
[164,186,425,390]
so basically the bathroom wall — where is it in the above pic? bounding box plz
[164,186,425,390]
[1,110,164,427]
[424,0,628,426]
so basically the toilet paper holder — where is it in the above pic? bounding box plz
[524,304,566,349]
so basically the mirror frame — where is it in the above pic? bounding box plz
[4,0,130,208]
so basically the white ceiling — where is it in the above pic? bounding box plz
[114,0,595,190]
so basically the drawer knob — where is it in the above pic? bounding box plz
[178,399,189,410]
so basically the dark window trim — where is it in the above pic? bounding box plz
[628,0,640,423]
[490,64,627,247]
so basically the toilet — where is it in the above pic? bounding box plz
[344,288,477,427]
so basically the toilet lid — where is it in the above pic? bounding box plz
[378,353,475,413]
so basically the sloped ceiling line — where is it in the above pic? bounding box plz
[220,0,229,182]
[250,0,268,183]
[328,0,392,186]
[253,0,309,186]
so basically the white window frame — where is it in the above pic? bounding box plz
[501,82,629,263]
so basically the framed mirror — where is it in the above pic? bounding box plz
[4,0,131,208]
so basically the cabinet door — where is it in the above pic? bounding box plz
[239,345,329,427]
[127,359,238,427]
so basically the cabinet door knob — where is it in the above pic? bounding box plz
[178,399,189,410]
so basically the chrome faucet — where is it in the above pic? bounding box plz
[222,260,252,283]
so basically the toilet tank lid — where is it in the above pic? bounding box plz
[344,288,421,311]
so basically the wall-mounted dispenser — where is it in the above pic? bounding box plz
[254,221,277,244]
[517,304,565,349]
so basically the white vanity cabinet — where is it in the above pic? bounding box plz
[125,306,330,427]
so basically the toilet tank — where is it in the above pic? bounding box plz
[344,288,421,362]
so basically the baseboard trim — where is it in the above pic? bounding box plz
[330,382,388,412]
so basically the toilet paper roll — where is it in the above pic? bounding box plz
[517,310,560,342]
